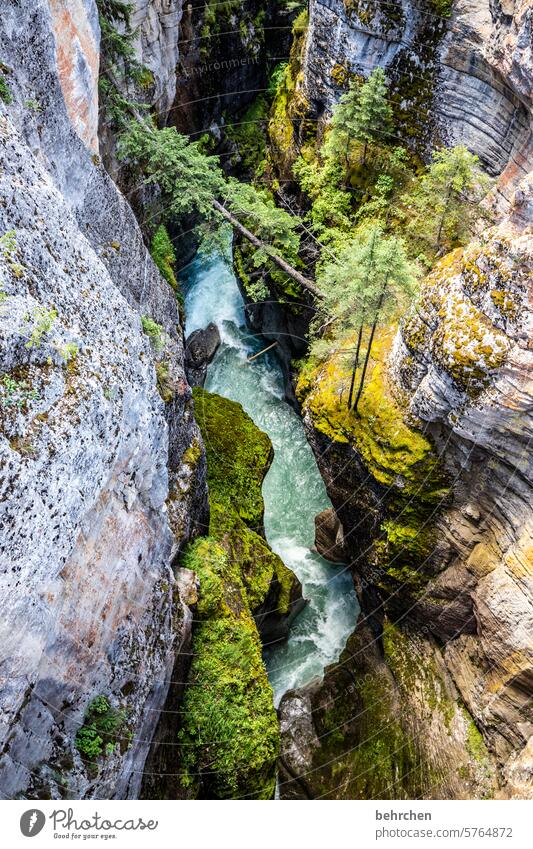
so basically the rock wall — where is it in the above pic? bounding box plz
[0,0,206,799]
[285,164,532,800]
[298,0,532,196]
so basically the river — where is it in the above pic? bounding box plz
[181,245,358,706]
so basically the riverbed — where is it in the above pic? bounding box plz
[182,246,358,706]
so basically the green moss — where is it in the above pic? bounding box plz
[210,502,293,615]
[177,614,278,798]
[0,73,12,104]
[150,225,179,292]
[179,536,279,797]
[298,330,448,594]
[183,536,246,619]
[141,315,166,354]
[177,389,305,797]
[193,387,272,530]
[299,331,446,498]
[267,10,310,177]
[462,708,490,764]
[75,696,129,763]
[155,360,173,403]
[343,0,405,30]
[225,95,269,176]
[308,632,422,799]
[181,436,202,469]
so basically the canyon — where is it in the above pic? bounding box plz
[0,0,531,801]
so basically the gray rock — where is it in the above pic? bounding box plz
[314,507,346,563]
[184,323,221,387]
[0,0,206,800]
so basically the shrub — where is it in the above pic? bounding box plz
[75,695,127,761]
[25,306,57,349]
[0,374,38,409]
[141,315,166,354]
[0,73,12,104]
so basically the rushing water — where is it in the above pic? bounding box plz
[182,247,358,706]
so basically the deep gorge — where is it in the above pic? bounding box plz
[0,0,532,802]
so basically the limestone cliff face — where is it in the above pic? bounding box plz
[0,0,206,799]
[298,0,532,195]
[391,194,533,793]
[281,198,532,799]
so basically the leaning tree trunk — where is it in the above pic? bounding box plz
[347,324,363,409]
[353,277,388,413]
[212,200,322,298]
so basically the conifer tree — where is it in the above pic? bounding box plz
[351,67,394,164]
[316,224,419,410]
[405,145,491,253]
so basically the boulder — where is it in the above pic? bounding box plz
[184,323,221,386]
[314,507,346,563]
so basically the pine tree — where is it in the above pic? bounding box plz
[351,67,394,164]
[118,121,320,296]
[315,224,419,410]
[405,145,491,253]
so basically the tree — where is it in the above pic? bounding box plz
[118,120,320,296]
[350,67,393,165]
[405,145,491,253]
[315,224,420,411]
[327,77,362,172]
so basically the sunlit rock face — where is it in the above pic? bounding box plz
[390,187,533,797]
[0,0,206,799]
[301,0,532,195]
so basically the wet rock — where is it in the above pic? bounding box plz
[314,507,346,563]
[278,618,498,800]
[184,323,221,387]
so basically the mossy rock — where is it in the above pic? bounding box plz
[193,388,304,628]
[192,387,272,530]
[298,329,449,596]
[178,538,279,799]
[177,389,304,797]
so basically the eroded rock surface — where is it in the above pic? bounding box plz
[0,0,206,799]
[299,0,532,194]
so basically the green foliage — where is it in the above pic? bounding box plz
[0,73,12,104]
[59,342,78,364]
[25,306,57,349]
[96,0,153,126]
[118,122,225,220]
[226,180,301,288]
[403,145,492,253]
[293,154,352,232]
[150,224,178,291]
[325,67,393,173]
[179,530,278,799]
[351,67,393,151]
[314,224,420,344]
[141,315,166,354]
[178,391,283,798]
[0,374,38,409]
[225,94,270,177]
[1,229,24,278]
[75,695,127,761]
[177,613,279,799]
[120,120,302,282]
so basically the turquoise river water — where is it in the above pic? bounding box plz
[182,248,358,706]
